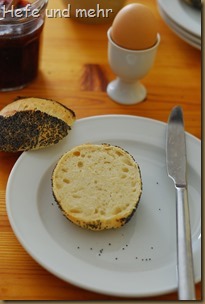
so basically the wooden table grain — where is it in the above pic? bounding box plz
[0,0,201,300]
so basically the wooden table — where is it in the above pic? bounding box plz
[0,0,201,300]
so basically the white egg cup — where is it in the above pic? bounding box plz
[107,28,160,105]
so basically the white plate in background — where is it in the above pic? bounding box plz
[158,4,201,49]
[158,0,201,37]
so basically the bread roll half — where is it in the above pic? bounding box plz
[52,144,142,231]
[0,97,75,152]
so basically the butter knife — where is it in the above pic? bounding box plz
[166,106,196,300]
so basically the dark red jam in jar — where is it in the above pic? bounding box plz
[0,0,48,91]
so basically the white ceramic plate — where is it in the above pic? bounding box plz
[158,4,201,50]
[157,0,201,38]
[6,115,201,297]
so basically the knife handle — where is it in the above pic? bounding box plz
[176,186,196,300]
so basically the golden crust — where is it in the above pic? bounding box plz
[0,97,76,152]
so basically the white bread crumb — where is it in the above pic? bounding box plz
[52,143,142,231]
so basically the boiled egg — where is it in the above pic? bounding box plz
[111,3,158,50]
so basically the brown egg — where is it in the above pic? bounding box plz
[111,3,158,50]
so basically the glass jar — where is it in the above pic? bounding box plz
[0,0,48,91]
[67,0,126,24]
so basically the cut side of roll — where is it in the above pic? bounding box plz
[0,97,76,152]
[52,143,142,231]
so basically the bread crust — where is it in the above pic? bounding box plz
[0,97,76,152]
[52,143,142,231]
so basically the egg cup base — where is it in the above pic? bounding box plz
[107,78,147,105]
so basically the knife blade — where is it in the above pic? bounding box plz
[166,106,196,300]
